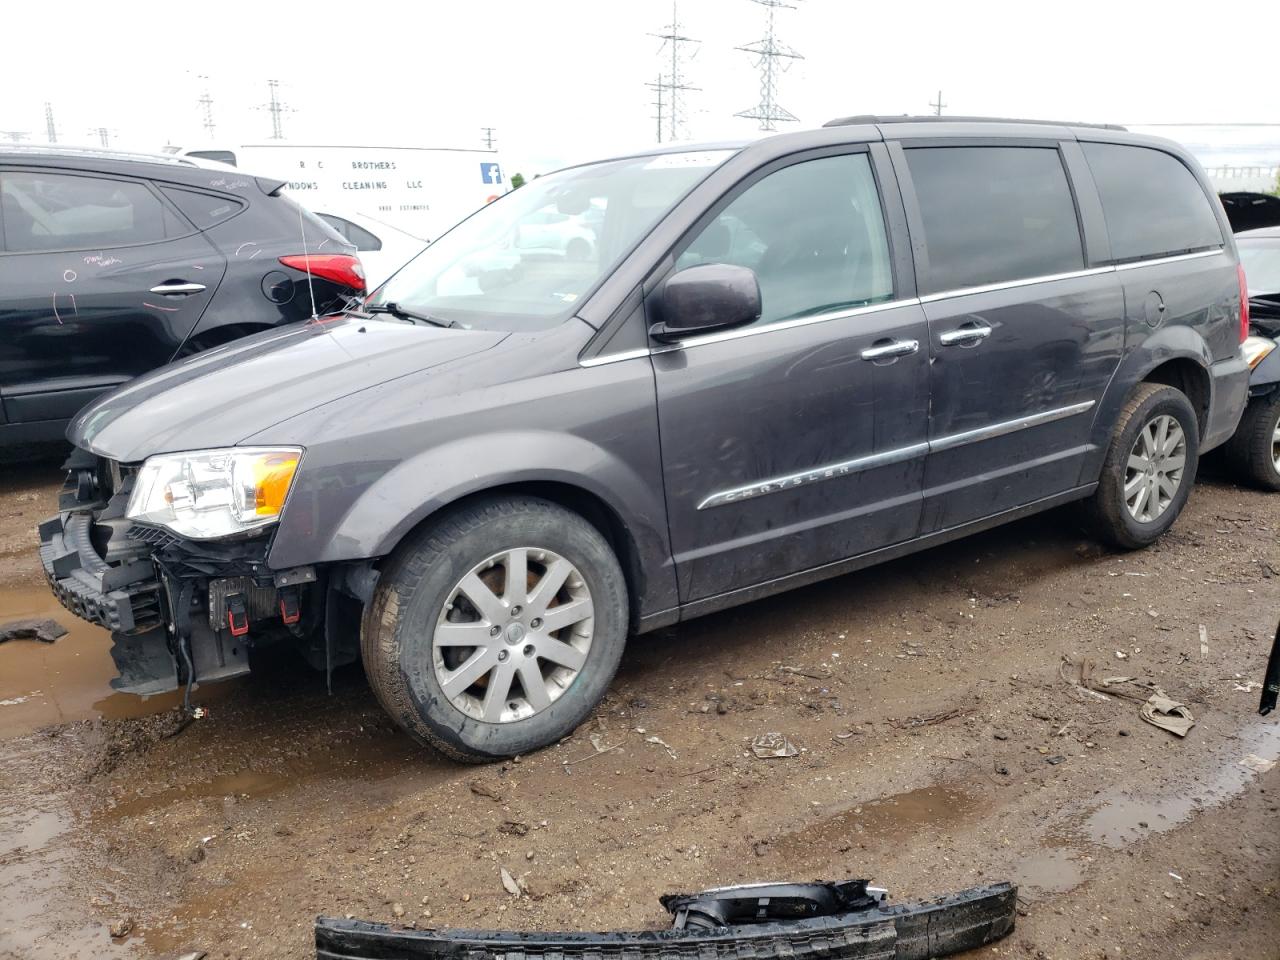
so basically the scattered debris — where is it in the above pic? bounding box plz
[1140,694,1196,738]
[0,617,67,644]
[1045,755,1067,765]
[750,733,799,759]
[886,707,973,729]
[498,820,530,837]
[499,865,527,897]
[1115,650,1128,660]
[1199,624,1210,660]
[1234,680,1263,693]
[109,917,135,939]
[391,902,405,918]
[646,735,678,759]
[1240,754,1276,774]
[468,780,503,802]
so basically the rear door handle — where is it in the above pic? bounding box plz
[938,323,992,346]
[860,338,919,361]
[149,282,206,296]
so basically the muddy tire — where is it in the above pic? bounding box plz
[1223,392,1280,492]
[1082,383,1200,550]
[361,496,628,762]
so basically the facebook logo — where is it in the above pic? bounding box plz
[479,163,503,185]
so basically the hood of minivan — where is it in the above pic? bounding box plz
[71,316,508,463]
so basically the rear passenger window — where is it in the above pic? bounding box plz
[1,172,182,252]
[317,213,383,251]
[904,146,1083,294]
[1081,143,1223,262]
[161,187,245,228]
[676,153,893,327]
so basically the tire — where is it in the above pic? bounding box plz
[1081,383,1200,549]
[1223,392,1280,491]
[361,496,629,762]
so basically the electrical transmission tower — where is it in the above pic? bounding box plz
[256,79,295,140]
[88,127,112,148]
[0,130,30,145]
[930,90,947,116]
[481,127,497,150]
[735,0,803,132]
[44,103,57,143]
[646,1,700,143]
[197,76,216,138]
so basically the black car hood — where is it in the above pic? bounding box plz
[71,316,508,463]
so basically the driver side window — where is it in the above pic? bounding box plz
[675,153,893,327]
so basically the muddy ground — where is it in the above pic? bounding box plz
[1,452,1277,960]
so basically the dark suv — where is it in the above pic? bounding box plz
[41,118,1249,761]
[0,146,364,447]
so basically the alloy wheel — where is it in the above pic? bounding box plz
[1124,414,1186,523]
[432,548,594,723]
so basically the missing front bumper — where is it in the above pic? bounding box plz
[315,881,1016,960]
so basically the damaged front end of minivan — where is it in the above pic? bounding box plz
[39,446,371,700]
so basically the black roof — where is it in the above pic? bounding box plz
[0,146,285,195]
[823,114,1127,132]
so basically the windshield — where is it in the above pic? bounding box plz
[1239,237,1280,297]
[367,150,734,330]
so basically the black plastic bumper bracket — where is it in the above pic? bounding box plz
[315,881,1015,960]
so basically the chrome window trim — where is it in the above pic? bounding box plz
[696,442,930,511]
[1112,248,1223,271]
[578,348,651,368]
[917,266,1113,304]
[696,399,1096,510]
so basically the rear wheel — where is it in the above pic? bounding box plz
[361,496,628,762]
[1082,383,1200,549]
[1224,391,1280,491]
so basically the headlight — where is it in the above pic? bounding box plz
[1243,335,1276,370]
[127,447,302,540]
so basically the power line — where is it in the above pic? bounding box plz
[930,90,947,117]
[647,73,665,144]
[86,127,112,148]
[44,102,57,143]
[255,79,295,140]
[197,76,216,139]
[647,1,700,143]
[735,0,803,132]
[481,127,497,150]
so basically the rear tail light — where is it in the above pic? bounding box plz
[279,254,366,293]
[1239,262,1250,343]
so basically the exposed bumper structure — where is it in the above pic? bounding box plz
[315,881,1016,960]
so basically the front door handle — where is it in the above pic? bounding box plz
[149,282,207,296]
[860,338,919,361]
[938,323,992,346]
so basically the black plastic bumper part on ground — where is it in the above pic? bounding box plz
[315,882,1016,960]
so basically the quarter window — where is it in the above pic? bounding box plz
[676,153,894,327]
[317,213,384,251]
[161,187,245,229]
[1,172,181,252]
[904,146,1084,293]
[1081,142,1223,262]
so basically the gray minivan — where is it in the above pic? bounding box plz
[41,117,1249,761]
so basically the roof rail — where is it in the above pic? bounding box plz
[0,144,197,166]
[823,115,1128,132]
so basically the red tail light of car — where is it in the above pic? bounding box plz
[1239,262,1250,343]
[279,254,366,293]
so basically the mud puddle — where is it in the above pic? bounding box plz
[1082,720,1280,848]
[0,585,231,739]
[1007,848,1087,895]
[774,783,980,857]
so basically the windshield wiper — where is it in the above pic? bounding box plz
[365,302,460,328]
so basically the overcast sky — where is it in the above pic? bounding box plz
[4,0,1278,176]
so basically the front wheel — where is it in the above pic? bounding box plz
[361,496,629,762]
[1082,383,1200,549]
[1223,391,1280,491]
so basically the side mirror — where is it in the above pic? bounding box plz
[650,263,761,343]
